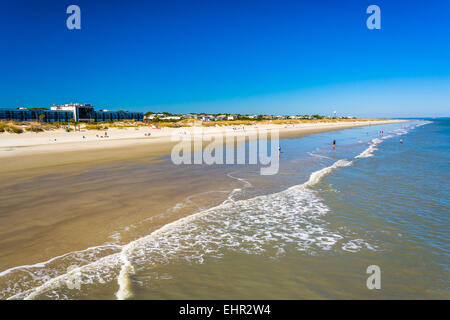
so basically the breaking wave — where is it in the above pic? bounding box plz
[355,121,429,159]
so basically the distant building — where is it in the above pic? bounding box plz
[198,115,214,121]
[227,114,239,120]
[144,115,156,120]
[50,103,94,121]
[0,108,73,122]
[50,103,143,122]
[161,116,181,120]
[0,103,143,123]
[215,114,227,121]
[184,114,215,121]
[93,109,143,122]
[184,114,200,119]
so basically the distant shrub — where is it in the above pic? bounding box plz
[85,124,105,130]
[7,125,24,134]
[157,122,180,128]
[203,120,256,127]
[25,126,44,132]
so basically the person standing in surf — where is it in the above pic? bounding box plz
[333,140,336,150]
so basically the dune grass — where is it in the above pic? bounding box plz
[0,122,24,134]
[0,118,393,134]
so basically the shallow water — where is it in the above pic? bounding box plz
[1,120,448,299]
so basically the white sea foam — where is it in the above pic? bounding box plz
[342,239,378,252]
[307,152,335,160]
[355,137,384,158]
[1,159,375,300]
[415,121,432,127]
[306,160,353,185]
[355,144,378,158]
[116,252,135,300]
[4,246,122,300]
[372,138,383,144]
[355,124,415,159]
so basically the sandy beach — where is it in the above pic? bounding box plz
[0,119,406,183]
[0,120,405,174]
[0,120,407,155]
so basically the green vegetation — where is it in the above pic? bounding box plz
[202,120,257,127]
[25,126,44,132]
[7,125,24,134]
[85,124,107,130]
[0,122,24,133]
[0,116,368,135]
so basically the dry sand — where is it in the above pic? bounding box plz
[0,120,406,179]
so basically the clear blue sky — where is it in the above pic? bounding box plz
[1,0,449,117]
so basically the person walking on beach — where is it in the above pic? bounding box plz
[278,145,281,158]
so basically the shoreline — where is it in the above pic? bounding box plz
[0,119,407,158]
[0,119,408,181]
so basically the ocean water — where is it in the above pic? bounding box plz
[1,120,448,299]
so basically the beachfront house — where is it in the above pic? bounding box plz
[215,114,227,121]
[198,115,214,121]
[160,116,182,121]
[227,114,239,120]
[184,114,200,119]
[144,114,156,120]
